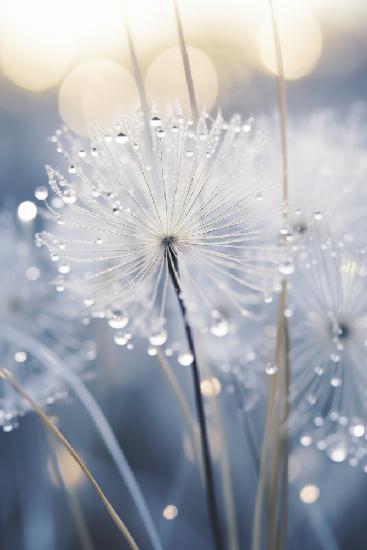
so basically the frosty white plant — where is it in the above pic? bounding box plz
[0,212,95,431]
[288,223,367,468]
[37,106,283,347]
[270,108,367,238]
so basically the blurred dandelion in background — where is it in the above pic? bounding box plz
[0,212,96,431]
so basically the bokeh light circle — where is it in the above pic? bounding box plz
[145,46,218,115]
[257,5,323,80]
[0,0,75,91]
[58,60,138,136]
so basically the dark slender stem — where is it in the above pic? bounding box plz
[167,247,224,550]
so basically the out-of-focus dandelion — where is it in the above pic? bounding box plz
[289,223,367,469]
[0,212,96,431]
[0,211,163,550]
[280,108,367,238]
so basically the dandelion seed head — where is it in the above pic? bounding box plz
[38,105,282,345]
[289,222,367,468]
[0,213,96,431]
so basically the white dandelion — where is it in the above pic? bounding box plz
[37,106,282,344]
[0,210,163,549]
[36,105,285,550]
[288,223,367,468]
[0,212,96,431]
[280,108,367,238]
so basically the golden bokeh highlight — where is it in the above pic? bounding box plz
[257,3,323,80]
[0,0,75,91]
[200,377,221,397]
[299,484,320,504]
[48,449,84,488]
[145,46,218,115]
[58,60,138,136]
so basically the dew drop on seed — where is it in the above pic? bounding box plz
[35,186,48,200]
[149,329,167,346]
[178,353,194,366]
[326,436,347,463]
[279,259,294,275]
[266,362,277,375]
[63,188,77,204]
[114,333,128,346]
[108,312,129,329]
[210,310,229,337]
[151,116,161,127]
[116,132,128,144]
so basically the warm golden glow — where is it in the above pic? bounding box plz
[58,60,138,136]
[200,377,221,397]
[49,449,84,488]
[299,484,320,503]
[0,0,75,91]
[257,2,323,80]
[162,504,178,520]
[145,46,218,115]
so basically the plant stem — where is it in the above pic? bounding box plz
[167,247,224,550]
[0,368,139,550]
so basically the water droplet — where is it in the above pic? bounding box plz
[349,420,365,438]
[151,116,161,127]
[266,362,277,375]
[210,310,229,337]
[116,132,128,144]
[84,298,94,307]
[58,264,70,274]
[185,150,193,158]
[326,435,348,463]
[108,311,129,329]
[314,211,322,220]
[35,186,48,200]
[279,258,294,275]
[14,351,27,363]
[68,164,76,174]
[114,333,128,346]
[149,329,167,346]
[300,434,312,447]
[178,353,194,366]
[156,128,166,138]
[63,188,77,204]
[147,347,157,356]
